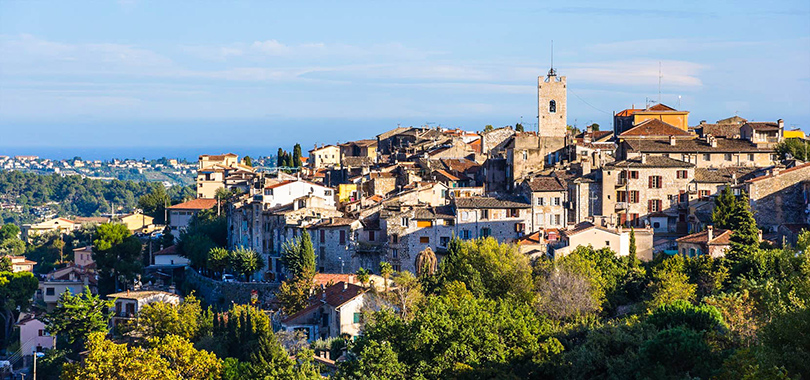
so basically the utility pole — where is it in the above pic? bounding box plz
[33,351,37,380]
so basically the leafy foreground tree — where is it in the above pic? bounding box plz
[129,294,211,342]
[93,223,143,294]
[340,282,562,379]
[0,270,38,349]
[0,223,25,256]
[434,237,534,303]
[44,287,114,356]
[62,332,221,380]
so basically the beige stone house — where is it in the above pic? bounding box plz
[676,226,732,258]
[520,176,568,232]
[281,281,366,342]
[309,145,341,169]
[553,222,654,261]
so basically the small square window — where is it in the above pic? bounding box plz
[419,236,430,244]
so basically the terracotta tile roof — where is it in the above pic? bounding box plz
[72,216,111,224]
[676,228,732,245]
[433,169,460,181]
[342,156,374,167]
[716,116,748,124]
[413,205,455,220]
[562,221,596,235]
[518,231,542,245]
[746,162,810,183]
[154,245,178,256]
[454,196,530,209]
[341,139,377,147]
[699,123,742,138]
[616,108,644,117]
[168,198,218,210]
[377,126,412,140]
[693,167,759,183]
[525,176,566,192]
[283,282,364,322]
[441,158,480,173]
[310,217,357,228]
[619,119,691,137]
[313,273,358,287]
[264,180,295,190]
[607,156,694,168]
[646,103,677,111]
[624,138,771,153]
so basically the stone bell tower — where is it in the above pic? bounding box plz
[537,67,567,164]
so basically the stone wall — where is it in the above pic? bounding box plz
[184,267,278,309]
[747,164,810,228]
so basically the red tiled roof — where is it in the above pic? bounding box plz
[518,231,542,245]
[264,180,295,190]
[620,119,691,137]
[168,198,218,210]
[283,281,364,322]
[616,108,643,117]
[676,228,732,245]
[154,245,178,256]
[433,169,460,181]
[646,103,677,111]
[525,176,566,192]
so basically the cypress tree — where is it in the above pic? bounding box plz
[629,227,638,266]
[292,143,302,168]
[276,148,284,167]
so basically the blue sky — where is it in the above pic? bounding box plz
[1,0,808,152]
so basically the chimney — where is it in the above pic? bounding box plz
[581,157,591,176]
[586,124,593,134]
[343,282,348,292]
[700,120,706,125]
[710,136,717,148]
[669,135,676,146]
[592,152,601,169]
[640,154,647,164]
[707,225,713,242]
[583,131,592,144]
[757,229,763,242]
[777,119,784,130]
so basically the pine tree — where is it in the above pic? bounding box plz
[729,192,759,249]
[712,186,738,230]
[515,123,524,132]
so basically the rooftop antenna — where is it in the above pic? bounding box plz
[658,61,662,104]
[549,40,556,76]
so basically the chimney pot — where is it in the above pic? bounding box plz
[343,282,348,291]
[669,135,677,146]
[707,225,713,241]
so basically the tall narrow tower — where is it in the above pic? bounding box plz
[537,67,567,163]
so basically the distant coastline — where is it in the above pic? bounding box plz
[0,146,281,162]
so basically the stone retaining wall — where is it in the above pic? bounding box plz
[184,267,278,309]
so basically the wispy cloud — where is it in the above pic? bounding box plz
[567,60,705,88]
[549,6,715,19]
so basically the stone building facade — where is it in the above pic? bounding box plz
[380,204,456,273]
[519,176,568,232]
[740,163,810,229]
[602,156,695,233]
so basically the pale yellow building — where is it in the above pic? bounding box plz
[118,212,155,233]
[308,145,341,169]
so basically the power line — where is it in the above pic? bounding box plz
[568,88,610,115]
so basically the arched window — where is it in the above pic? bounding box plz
[549,100,557,113]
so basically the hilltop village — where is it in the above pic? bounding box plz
[194,68,810,282]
